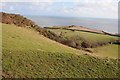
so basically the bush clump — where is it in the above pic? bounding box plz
[81,41,92,48]
[0,12,36,27]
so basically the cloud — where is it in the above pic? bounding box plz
[1,0,119,19]
[2,0,58,2]
[61,0,118,18]
[9,6,14,11]
[0,2,7,11]
[29,2,53,12]
[31,0,54,6]
[0,2,6,9]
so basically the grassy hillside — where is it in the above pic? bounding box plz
[2,24,83,54]
[86,44,119,59]
[48,29,118,47]
[2,23,118,78]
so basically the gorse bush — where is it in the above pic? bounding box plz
[0,12,35,27]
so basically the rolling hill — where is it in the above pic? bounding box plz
[1,12,119,78]
[2,23,118,78]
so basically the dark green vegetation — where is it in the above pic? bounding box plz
[2,23,119,78]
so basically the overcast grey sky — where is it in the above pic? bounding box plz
[0,0,119,19]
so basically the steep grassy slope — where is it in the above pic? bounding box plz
[2,24,82,54]
[2,23,118,78]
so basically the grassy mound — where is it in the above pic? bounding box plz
[2,23,118,78]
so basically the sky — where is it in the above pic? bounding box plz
[0,0,119,19]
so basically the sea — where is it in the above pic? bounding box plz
[26,16,118,34]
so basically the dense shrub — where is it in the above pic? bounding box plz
[0,12,36,27]
[81,41,91,48]
[76,43,82,49]
[62,39,76,48]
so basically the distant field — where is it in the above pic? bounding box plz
[48,29,118,46]
[48,28,119,59]
[88,44,119,59]
[2,23,118,78]
[47,26,103,34]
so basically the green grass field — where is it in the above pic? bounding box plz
[88,44,119,59]
[2,23,118,78]
[48,29,118,44]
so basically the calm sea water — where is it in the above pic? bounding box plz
[26,16,118,34]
